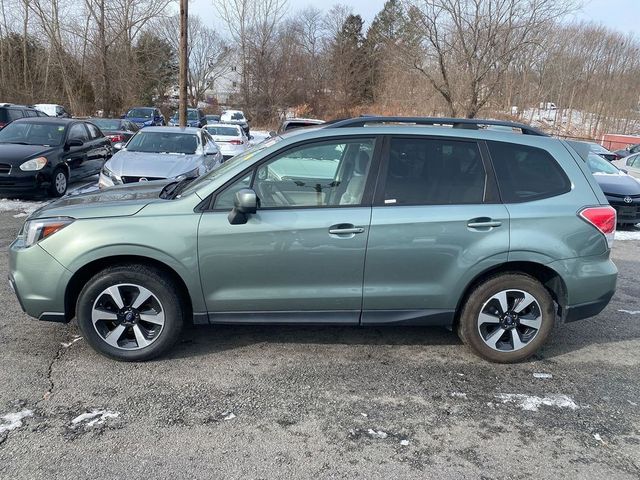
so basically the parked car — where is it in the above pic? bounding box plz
[33,103,72,118]
[0,103,47,129]
[98,126,222,189]
[0,117,111,197]
[585,152,640,225]
[613,152,640,179]
[91,118,139,151]
[203,123,249,160]
[277,117,325,133]
[220,109,250,136]
[205,114,221,124]
[124,107,165,128]
[9,116,617,362]
[586,142,620,162]
[614,143,640,158]
[168,108,207,128]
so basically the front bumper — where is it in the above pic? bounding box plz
[9,240,72,322]
[0,170,52,195]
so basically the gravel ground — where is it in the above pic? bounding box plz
[0,208,638,479]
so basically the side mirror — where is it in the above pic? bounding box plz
[269,131,276,137]
[228,188,258,225]
[204,144,218,156]
[621,169,628,174]
[113,142,125,151]
[66,138,84,149]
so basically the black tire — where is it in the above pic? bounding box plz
[49,167,68,197]
[76,264,185,361]
[457,273,555,363]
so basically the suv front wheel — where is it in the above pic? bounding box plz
[76,265,185,361]
[458,273,555,363]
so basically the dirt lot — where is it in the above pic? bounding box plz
[0,207,638,479]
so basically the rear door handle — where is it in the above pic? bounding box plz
[329,224,365,235]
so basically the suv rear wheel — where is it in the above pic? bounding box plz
[76,265,184,361]
[458,273,555,363]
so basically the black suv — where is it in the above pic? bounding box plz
[0,104,47,129]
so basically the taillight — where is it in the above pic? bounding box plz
[579,206,616,248]
[107,134,124,143]
[229,139,242,145]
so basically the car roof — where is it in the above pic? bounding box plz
[284,118,325,124]
[13,117,75,124]
[138,126,201,134]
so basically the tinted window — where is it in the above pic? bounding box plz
[254,139,375,208]
[383,137,485,205]
[25,109,38,117]
[7,109,24,121]
[68,123,89,142]
[86,123,102,139]
[0,121,65,146]
[488,141,570,203]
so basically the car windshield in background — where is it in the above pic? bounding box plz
[92,119,121,131]
[588,153,621,174]
[231,113,244,120]
[126,132,199,155]
[205,126,239,136]
[127,108,153,118]
[187,111,198,120]
[0,122,65,146]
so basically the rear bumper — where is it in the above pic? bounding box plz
[564,291,615,322]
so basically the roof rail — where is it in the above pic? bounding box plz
[323,116,548,136]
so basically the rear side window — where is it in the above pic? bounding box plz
[25,109,38,117]
[382,137,486,205]
[2,109,24,122]
[487,141,571,203]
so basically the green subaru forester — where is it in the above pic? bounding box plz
[9,117,618,363]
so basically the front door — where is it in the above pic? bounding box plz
[362,136,510,325]
[197,137,379,323]
[64,123,91,179]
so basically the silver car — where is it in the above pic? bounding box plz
[98,126,222,188]
[203,123,249,160]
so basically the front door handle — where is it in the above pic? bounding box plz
[467,218,502,229]
[328,223,365,235]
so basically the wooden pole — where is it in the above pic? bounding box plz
[179,0,188,127]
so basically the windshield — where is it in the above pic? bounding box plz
[222,111,245,121]
[92,119,121,131]
[205,126,239,136]
[126,108,153,118]
[170,110,198,120]
[589,143,611,154]
[0,121,65,146]
[588,153,620,174]
[126,131,199,154]
[180,136,282,196]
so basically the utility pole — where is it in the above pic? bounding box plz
[179,0,188,127]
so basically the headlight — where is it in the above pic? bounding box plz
[144,119,153,125]
[19,217,74,248]
[20,157,48,171]
[99,165,121,188]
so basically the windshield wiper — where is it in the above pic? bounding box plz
[159,177,196,200]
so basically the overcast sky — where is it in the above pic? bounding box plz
[192,0,637,35]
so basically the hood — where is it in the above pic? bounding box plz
[29,181,169,220]
[106,150,203,178]
[593,173,640,196]
[0,143,57,164]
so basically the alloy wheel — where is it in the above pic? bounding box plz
[477,289,543,352]
[55,171,67,195]
[91,283,165,350]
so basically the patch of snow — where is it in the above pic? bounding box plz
[495,393,580,412]
[13,212,28,218]
[61,335,82,348]
[249,130,271,145]
[627,400,638,406]
[593,433,603,442]
[367,429,388,439]
[0,199,45,215]
[360,413,368,417]
[400,439,410,446]
[615,231,640,241]
[222,411,236,421]
[533,373,553,379]
[0,409,33,435]
[71,409,119,427]
[451,392,468,399]
[618,309,640,315]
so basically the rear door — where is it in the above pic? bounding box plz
[197,136,379,323]
[85,122,110,173]
[362,135,510,325]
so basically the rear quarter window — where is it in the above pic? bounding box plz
[487,141,571,203]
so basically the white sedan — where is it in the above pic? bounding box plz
[203,123,250,161]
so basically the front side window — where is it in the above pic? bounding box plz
[382,137,486,205]
[68,123,89,142]
[0,121,65,146]
[253,139,375,208]
[86,123,102,139]
[488,141,571,203]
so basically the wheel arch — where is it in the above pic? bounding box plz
[64,255,193,322]
[454,261,568,326]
